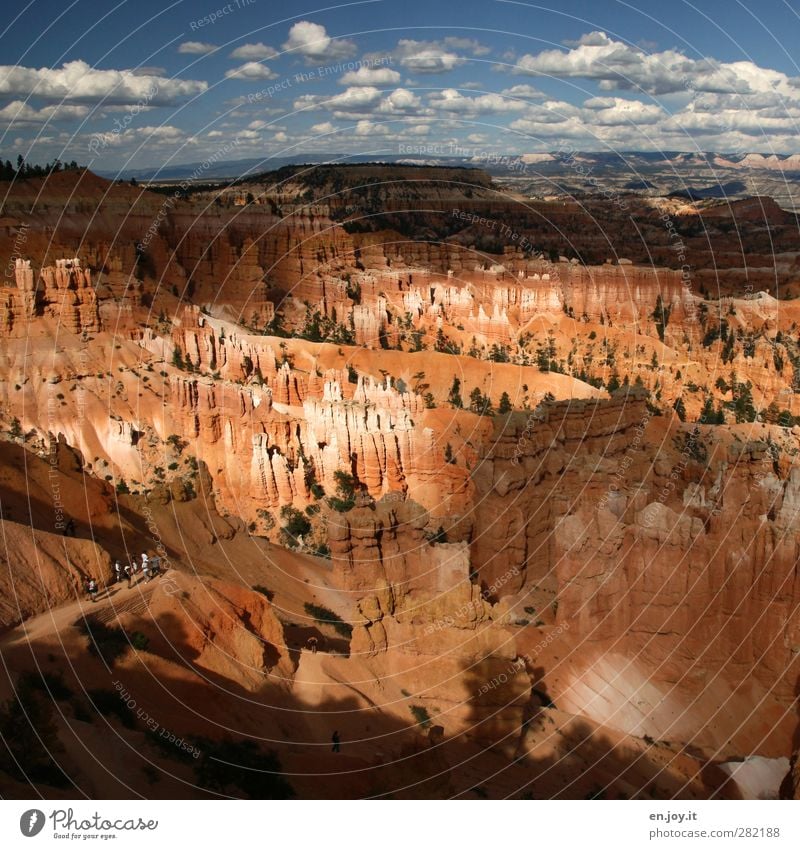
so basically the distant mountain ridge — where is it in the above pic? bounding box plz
[101,150,800,183]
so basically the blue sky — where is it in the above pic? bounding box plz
[2,0,800,171]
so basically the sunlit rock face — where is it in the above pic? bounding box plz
[2,166,800,799]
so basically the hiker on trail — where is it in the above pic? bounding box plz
[62,518,76,536]
[331,730,341,753]
[125,561,133,588]
[149,556,160,579]
[141,554,151,582]
[307,636,318,654]
[86,578,98,603]
[114,561,123,584]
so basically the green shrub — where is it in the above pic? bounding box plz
[21,670,73,701]
[429,526,447,544]
[87,688,136,729]
[409,704,432,728]
[192,738,294,798]
[79,620,129,665]
[326,470,357,512]
[130,631,150,651]
[279,505,311,547]
[0,679,71,787]
[303,602,352,638]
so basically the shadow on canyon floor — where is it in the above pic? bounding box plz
[0,629,744,800]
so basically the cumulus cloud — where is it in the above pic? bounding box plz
[376,88,421,113]
[178,41,217,55]
[354,119,388,136]
[583,96,664,124]
[230,42,278,60]
[131,66,166,77]
[428,88,527,115]
[225,62,278,81]
[394,40,464,74]
[0,100,90,125]
[137,125,187,141]
[339,65,401,86]
[501,84,546,100]
[562,32,613,48]
[282,21,356,61]
[294,85,383,113]
[0,60,207,105]
[311,121,336,134]
[441,37,491,56]
[513,31,800,98]
[89,124,189,148]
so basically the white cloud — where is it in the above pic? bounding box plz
[441,37,491,56]
[0,60,207,105]
[513,31,800,98]
[0,100,90,125]
[394,40,464,74]
[354,119,388,136]
[340,66,401,86]
[428,88,526,115]
[310,121,335,134]
[501,84,546,100]
[583,96,664,125]
[178,41,217,55]
[283,21,356,61]
[78,123,191,157]
[294,85,383,113]
[139,125,187,141]
[274,131,288,142]
[376,88,421,113]
[225,62,278,81]
[562,32,613,48]
[131,66,166,77]
[230,42,278,60]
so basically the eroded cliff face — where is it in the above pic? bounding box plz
[2,166,799,798]
[465,396,800,758]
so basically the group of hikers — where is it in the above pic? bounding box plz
[84,552,162,602]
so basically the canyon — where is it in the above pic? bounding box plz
[0,164,799,800]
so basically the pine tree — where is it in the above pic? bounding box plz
[448,377,463,408]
